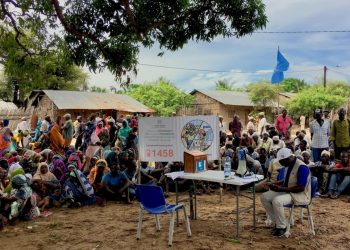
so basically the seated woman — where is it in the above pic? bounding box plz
[68,153,83,171]
[33,163,59,189]
[31,180,50,212]
[1,174,39,226]
[62,164,96,207]
[101,164,131,203]
[88,159,110,193]
[0,167,9,192]
[50,158,67,184]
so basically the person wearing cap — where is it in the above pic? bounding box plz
[271,136,285,151]
[301,151,315,168]
[62,113,74,147]
[310,109,330,162]
[261,148,311,237]
[258,132,273,153]
[275,109,294,137]
[313,150,334,195]
[257,112,267,136]
[323,151,350,199]
[330,108,350,160]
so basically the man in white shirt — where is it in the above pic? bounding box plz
[218,115,226,134]
[16,117,30,132]
[258,112,267,136]
[310,109,330,162]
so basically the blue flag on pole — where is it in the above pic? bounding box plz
[271,49,289,84]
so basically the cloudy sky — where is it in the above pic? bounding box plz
[86,0,350,92]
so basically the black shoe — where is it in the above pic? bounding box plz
[271,227,277,235]
[272,228,286,237]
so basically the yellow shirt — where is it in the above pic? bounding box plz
[330,119,350,147]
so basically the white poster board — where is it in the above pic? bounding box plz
[138,115,219,162]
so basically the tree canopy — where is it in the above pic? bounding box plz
[278,78,307,93]
[123,78,194,116]
[287,83,347,117]
[0,26,88,101]
[0,0,267,80]
[247,82,279,109]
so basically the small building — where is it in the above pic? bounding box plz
[278,92,296,106]
[179,89,279,126]
[26,90,154,129]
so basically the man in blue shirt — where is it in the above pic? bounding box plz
[261,148,310,237]
[101,164,132,202]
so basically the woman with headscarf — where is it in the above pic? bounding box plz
[68,153,83,171]
[62,114,74,147]
[62,163,96,207]
[5,174,39,222]
[33,119,42,142]
[49,116,65,155]
[50,158,67,184]
[118,120,132,149]
[0,128,13,157]
[229,115,243,138]
[33,163,57,182]
[88,159,110,193]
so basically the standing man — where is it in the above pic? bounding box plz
[300,115,306,131]
[330,108,350,159]
[258,112,267,136]
[62,113,74,147]
[218,115,226,135]
[310,109,330,162]
[275,109,293,137]
[260,148,311,237]
[74,116,85,150]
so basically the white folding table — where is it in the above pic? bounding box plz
[166,170,264,239]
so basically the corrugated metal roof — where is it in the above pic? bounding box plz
[43,90,154,113]
[191,89,279,107]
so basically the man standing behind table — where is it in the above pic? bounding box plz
[330,108,350,160]
[310,109,330,163]
[275,109,293,138]
[260,148,311,237]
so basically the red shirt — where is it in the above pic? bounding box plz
[335,161,350,169]
[275,115,293,135]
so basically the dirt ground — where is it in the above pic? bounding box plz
[1,190,350,250]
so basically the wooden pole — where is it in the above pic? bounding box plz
[323,66,327,89]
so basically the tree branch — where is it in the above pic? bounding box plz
[120,0,141,39]
[50,0,110,61]
[0,0,33,56]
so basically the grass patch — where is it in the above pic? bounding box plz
[48,222,64,229]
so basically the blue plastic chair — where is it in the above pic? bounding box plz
[135,185,192,246]
[284,176,318,237]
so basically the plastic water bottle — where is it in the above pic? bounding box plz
[224,156,231,179]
